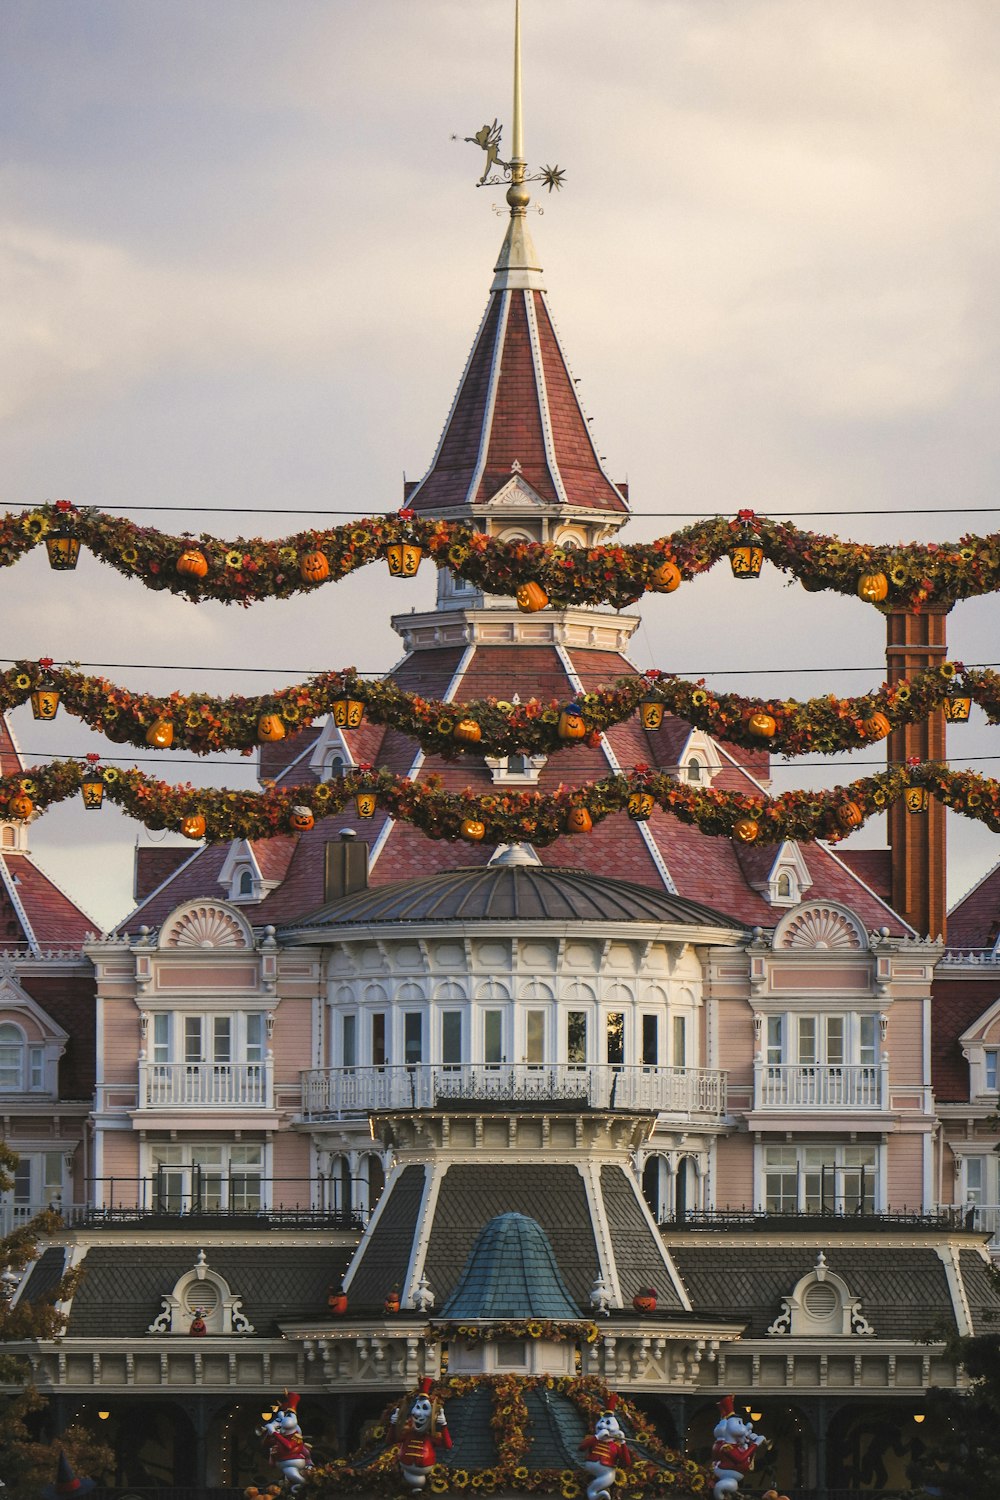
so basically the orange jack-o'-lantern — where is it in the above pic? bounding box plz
[862,711,891,741]
[633,1288,658,1313]
[176,548,209,579]
[454,719,482,744]
[386,542,423,578]
[649,559,681,593]
[558,705,587,739]
[145,718,174,748]
[181,813,206,839]
[566,805,593,834]
[327,1288,348,1317]
[257,714,286,743]
[748,711,777,739]
[733,817,759,844]
[837,801,863,830]
[857,571,889,604]
[290,805,315,832]
[7,792,33,819]
[299,550,330,585]
[516,581,549,613]
[460,817,486,842]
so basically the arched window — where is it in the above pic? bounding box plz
[686,758,702,782]
[0,1023,25,1090]
[327,754,347,780]
[776,871,793,900]
[237,870,254,897]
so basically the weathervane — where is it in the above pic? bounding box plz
[462,0,566,203]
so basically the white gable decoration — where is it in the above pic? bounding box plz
[767,1251,874,1337]
[159,901,253,950]
[773,901,868,951]
[147,1248,254,1336]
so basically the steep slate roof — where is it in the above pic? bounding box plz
[441,1213,581,1319]
[346,1163,427,1310]
[930,975,1000,1101]
[947,859,1000,950]
[600,1165,683,1311]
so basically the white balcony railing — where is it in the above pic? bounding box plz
[138,1059,273,1109]
[300,1062,726,1121]
[947,1202,1000,1253]
[753,1062,886,1110]
[0,1198,88,1236]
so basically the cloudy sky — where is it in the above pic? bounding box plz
[2,0,999,933]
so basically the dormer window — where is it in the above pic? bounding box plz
[987,1050,999,1092]
[1,828,14,847]
[686,758,702,782]
[776,872,793,900]
[327,753,348,780]
[0,1023,43,1092]
[237,870,254,898]
[486,752,546,786]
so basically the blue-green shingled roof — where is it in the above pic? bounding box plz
[441,1212,582,1319]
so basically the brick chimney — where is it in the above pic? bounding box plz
[885,606,949,938]
[324,829,369,904]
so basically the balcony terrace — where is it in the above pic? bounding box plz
[138,1060,273,1109]
[299,1062,727,1122]
[753,1061,887,1110]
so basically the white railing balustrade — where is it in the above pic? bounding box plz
[300,1062,726,1120]
[754,1062,885,1109]
[0,1199,88,1236]
[139,1059,273,1109]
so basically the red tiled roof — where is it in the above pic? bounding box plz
[947,860,1000,951]
[20,972,97,1098]
[134,846,196,904]
[835,849,893,906]
[1,853,96,949]
[931,976,1000,1100]
[0,716,22,778]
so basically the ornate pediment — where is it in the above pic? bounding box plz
[772,901,868,951]
[159,901,253,950]
[147,1249,254,1336]
[767,1251,873,1337]
[485,470,547,509]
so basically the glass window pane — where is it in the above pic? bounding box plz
[28,1048,43,1090]
[342,1014,357,1069]
[0,1045,21,1089]
[153,1014,169,1062]
[642,1015,658,1066]
[825,1016,845,1065]
[484,1010,503,1065]
[13,1159,31,1203]
[567,1012,587,1066]
[966,1158,984,1201]
[372,1013,386,1067]
[245,1013,264,1063]
[441,1012,462,1067]
[404,1012,423,1066]
[526,1012,544,1065]
[44,1153,63,1195]
[672,1015,685,1067]
[797,1017,817,1064]
[606,1013,625,1067]
[766,1016,783,1065]
[859,1015,876,1066]
[184,1017,203,1063]
[987,1051,999,1091]
[213,1017,231,1062]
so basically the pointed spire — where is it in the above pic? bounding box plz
[492,0,543,292]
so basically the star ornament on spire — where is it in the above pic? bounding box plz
[540,163,566,193]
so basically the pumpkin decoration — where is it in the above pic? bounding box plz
[7,792,33,819]
[299,549,330,585]
[145,718,174,748]
[837,801,863,830]
[460,817,486,842]
[30,687,60,720]
[332,696,365,729]
[516,580,549,613]
[861,711,892,741]
[733,816,760,844]
[639,700,664,731]
[327,1287,348,1317]
[290,805,315,832]
[181,813,207,840]
[383,1287,401,1315]
[566,805,593,834]
[943,691,972,723]
[857,571,889,604]
[748,711,777,739]
[354,790,378,819]
[386,542,423,578]
[176,548,209,580]
[628,791,655,822]
[557,704,587,740]
[257,713,286,743]
[633,1287,658,1314]
[454,718,483,744]
[80,772,104,810]
[44,528,80,570]
[905,785,930,815]
[649,559,681,593]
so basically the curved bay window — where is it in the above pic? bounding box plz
[0,1022,43,1092]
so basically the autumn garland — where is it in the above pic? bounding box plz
[2,759,998,844]
[303,1375,710,1497]
[2,658,988,758]
[7,501,1000,610]
[435,1320,600,1344]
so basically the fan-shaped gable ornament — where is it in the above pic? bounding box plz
[159,901,252,950]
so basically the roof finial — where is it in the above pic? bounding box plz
[506,0,530,215]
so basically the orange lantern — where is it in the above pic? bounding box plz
[566,805,593,834]
[354,790,378,819]
[862,712,891,741]
[30,687,60,721]
[557,705,587,740]
[639,700,664,732]
[45,527,80,571]
[327,1288,348,1317]
[728,534,764,580]
[460,817,486,842]
[290,805,315,832]
[299,550,330,585]
[628,791,655,822]
[733,817,759,844]
[649,559,681,594]
[332,696,365,729]
[633,1288,658,1314]
[181,813,207,840]
[943,691,972,723]
[454,719,482,744]
[176,548,209,579]
[383,1288,401,1315]
[386,542,423,578]
[257,714,287,743]
[80,771,104,810]
[905,785,930,815]
[748,711,777,739]
[7,792,33,819]
[516,581,549,613]
[145,718,174,748]
[857,571,889,604]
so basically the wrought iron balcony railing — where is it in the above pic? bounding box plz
[753,1061,886,1109]
[138,1059,273,1109]
[77,1173,369,1228]
[300,1061,726,1121]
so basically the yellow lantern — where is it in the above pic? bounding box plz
[30,687,60,721]
[943,692,972,723]
[354,790,378,819]
[728,538,764,580]
[904,785,930,815]
[386,542,423,578]
[628,791,655,822]
[45,528,80,571]
[332,697,365,729]
[639,700,664,731]
[145,718,174,748]
[80,771,104,810]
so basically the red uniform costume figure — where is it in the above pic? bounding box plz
[260,1391,312,1494]
[580,1396,632,1500]
[710,1395,767,1500]
[392,1378,452,1491]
